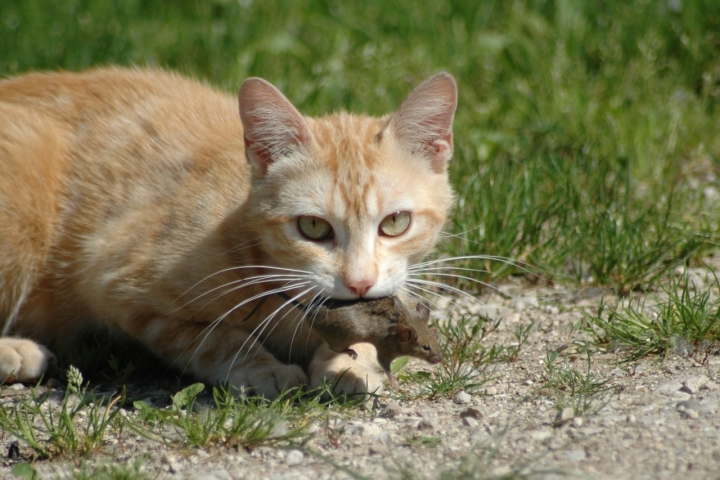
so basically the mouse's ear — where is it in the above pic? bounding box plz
[415,301,431,322]
[395,323,418,342]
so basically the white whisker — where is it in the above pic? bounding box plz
[406,278,487,305]
[179,273,312,315]
[409,254,535,272]
[173,264,314,304]
[408,271,499,290]
[228,286,316,377]
[401,284,470,315]
[179,282,310,375]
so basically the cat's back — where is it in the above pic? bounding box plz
[0,67,247,206]
[0,67,237,128]
[0,68,250,334]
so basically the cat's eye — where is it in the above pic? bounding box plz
[379,211,411,237]
[298,216,334,241]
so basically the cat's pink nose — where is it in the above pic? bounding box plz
[345,279,375,297]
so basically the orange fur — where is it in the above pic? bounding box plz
[0,68,456,396]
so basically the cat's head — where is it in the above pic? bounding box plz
[239,74,456,300]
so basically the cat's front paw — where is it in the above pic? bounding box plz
[228,363,307,399]
[309,343,384,399]
[0,338,55,382]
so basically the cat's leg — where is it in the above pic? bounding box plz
[123,318,307,398]
[0,105,64,383]
[308,342,385,398]
[0,339,55,382]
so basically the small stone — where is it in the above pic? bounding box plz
[8,383,25,391]
[462,416,479,428]
[285,449,303,466]
[44,378,62,389]
[677,400,717,416]
[369,444,389,456]
[654,381,682,395]
[460,408,483,420]
[564,449,586,461]
[470,430,492,444]
[373,431,391,445]
[418,419,436,431]
[530,430,553,441]
[347,423,383,437]
[671,391,692,402]
[162,454,180,474]
[686,409,699,419]
[485,386,498,395]
[491,466,513,477]
[626,414,636,423]
[705,381,719,391]
[677,400,699,411]
[572,417,584,428]
[201,470,232,480]
[682,375,708,394]
[378,403,400,418]
[632,394,652,405]
[453,391,472,404]
[271,421,289,438]
[554,407,574,427]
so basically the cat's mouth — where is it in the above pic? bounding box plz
[276,291,377,312]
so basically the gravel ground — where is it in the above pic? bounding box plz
[1,263,719,479]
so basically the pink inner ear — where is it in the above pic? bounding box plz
[238,77,311,175]
[389,72,457,172]
[243,136,273,173]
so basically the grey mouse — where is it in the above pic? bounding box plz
[293,295,443,388]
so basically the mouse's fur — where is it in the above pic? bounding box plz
[304,296,443,387]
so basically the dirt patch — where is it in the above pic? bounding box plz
[1,269,719,479]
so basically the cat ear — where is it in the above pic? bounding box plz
[396,323,418,342]
[389,72,457,173]
[238,78,312,174]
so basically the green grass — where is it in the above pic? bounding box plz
[0,366,325,461]
[129,382,318,448]
[583,270,720,361]
[393,313,531,397]
[0,367,123,459]
[2,0,720,289]
[541,349,614,416]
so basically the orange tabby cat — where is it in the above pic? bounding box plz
[0,68,456,398]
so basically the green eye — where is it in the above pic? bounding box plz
[298,216,333,241]
[379,211,411,237]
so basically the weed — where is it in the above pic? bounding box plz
[405,435,441,448]
[541,349,613,416]
[401,313,532,397]
[129,383,319,448]
[583,271,720,361]
[10,464,39,480]
[0,366,124,459]
[62,459,150,480]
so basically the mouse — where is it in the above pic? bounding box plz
[288,295,444,388]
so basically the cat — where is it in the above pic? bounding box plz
[0,67,456,398]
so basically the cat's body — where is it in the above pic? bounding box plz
[0,68,456,397]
